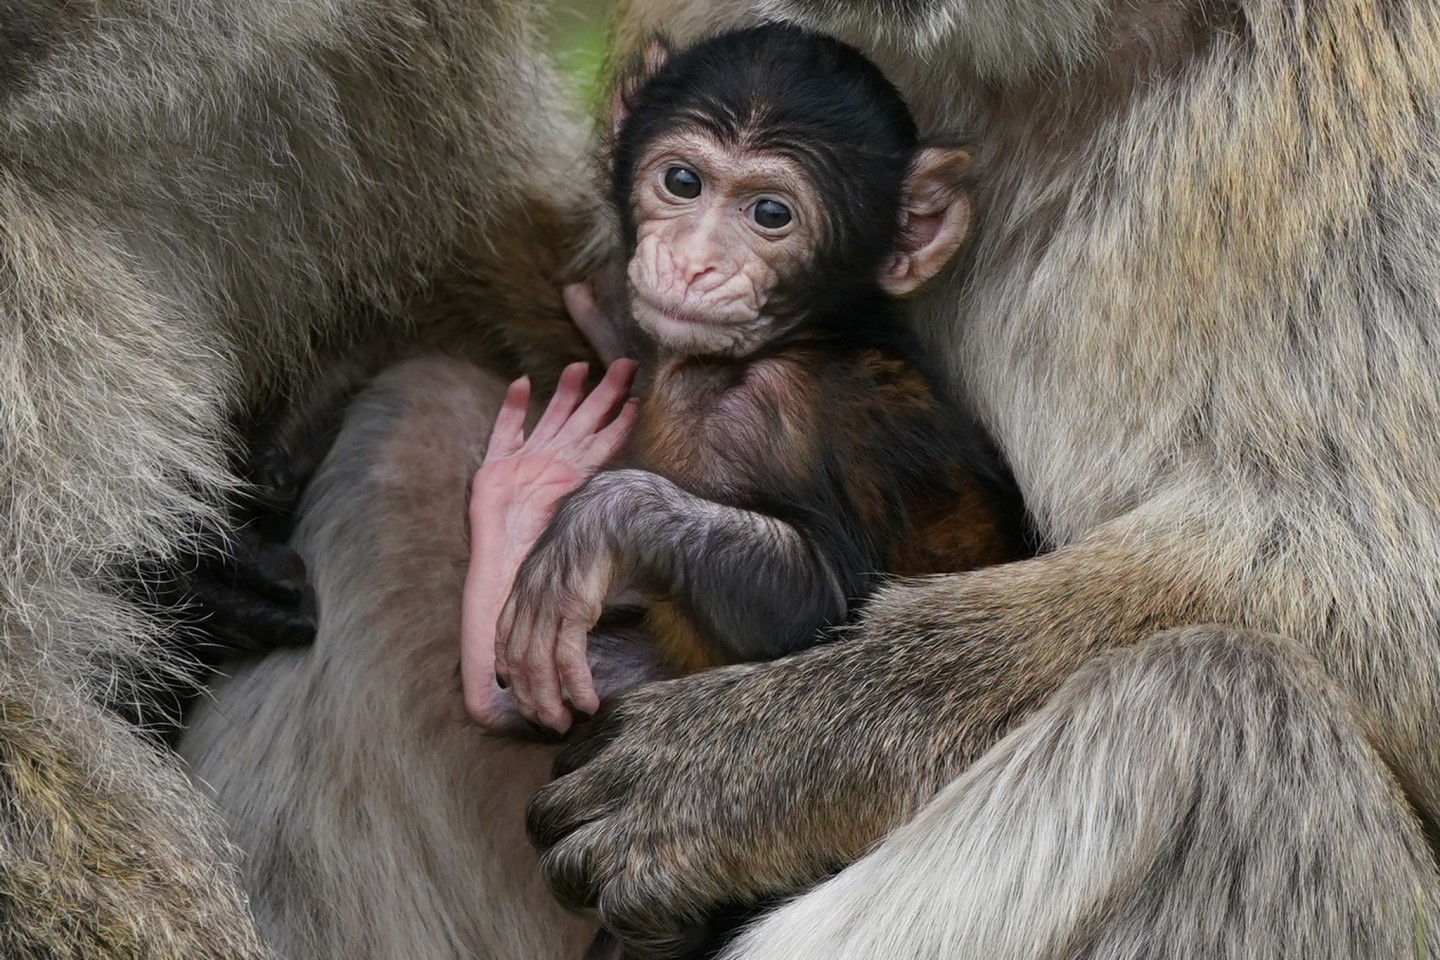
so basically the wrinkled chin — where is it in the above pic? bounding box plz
[632,299,762,358]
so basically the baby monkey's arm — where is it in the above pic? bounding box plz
[495,465,851,735]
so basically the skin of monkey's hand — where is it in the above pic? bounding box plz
[495,519,621,734]
[525,572,1043,958]
[461,359,638,734]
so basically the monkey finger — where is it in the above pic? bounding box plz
[229,527,308,604]
[556,620,600,717]
[590,399,639,461]
[551,717,625,778]
[185,577,317,650]
[557,358,639,443]
[484,376,532,459]
[495,601,545,693]
[459,584,502,719]
[459,550,535,722]
[522,618,573,734]
[501,604,550,717]
[465,680,524,733]
[528,361,590,445]
[537,820,609,911]
[493,597,523,686]
[565,282,626,366]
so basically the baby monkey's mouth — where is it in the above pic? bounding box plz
[631,295,750,331]
[630,294,760,357]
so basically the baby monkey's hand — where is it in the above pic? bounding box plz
[461,359,637,734]
[496,507,619,734]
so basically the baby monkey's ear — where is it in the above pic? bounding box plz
[881,144,975,296]
[608,34,674,145]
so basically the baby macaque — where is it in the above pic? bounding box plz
[462,24,1028,735]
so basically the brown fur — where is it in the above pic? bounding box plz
[889,485,1027,575]
[609,342,1027,675]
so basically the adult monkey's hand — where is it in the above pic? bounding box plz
[524,635,952,959]
[522,575,1029,958]
[526,530,1200,958]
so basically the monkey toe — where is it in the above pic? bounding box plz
[231,528,308,604]
[186,578,317,652]
[253,446,298,497]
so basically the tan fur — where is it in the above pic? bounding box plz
[723,629,1440,960]
[0,1,590,953]
[0,663,274,960]
[181,358,595,959]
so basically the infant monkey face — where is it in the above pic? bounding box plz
[627,132,821,357]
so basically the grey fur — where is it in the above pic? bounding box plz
[724,629,1440,960]
[0,0,588,953]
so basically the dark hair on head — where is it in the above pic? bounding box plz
[612,23,921,305]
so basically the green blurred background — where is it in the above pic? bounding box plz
[550,0,615,108]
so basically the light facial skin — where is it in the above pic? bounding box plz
[627,132,823,357]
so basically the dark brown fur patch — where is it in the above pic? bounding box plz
[858,348,939,414]
[0,3,85,92]
[890,485,1029,575]
[646,600,728,672]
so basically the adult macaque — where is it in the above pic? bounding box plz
[0,0,591,954]
[465,25,1027,736]
[181,0,1440,954]
[506,0,1440,956]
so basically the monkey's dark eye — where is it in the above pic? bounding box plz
[663,166,702,199]
[753,199,792,230]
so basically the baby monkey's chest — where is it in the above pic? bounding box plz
[626,360,799,498]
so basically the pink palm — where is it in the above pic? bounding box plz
[461,359,638,732]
